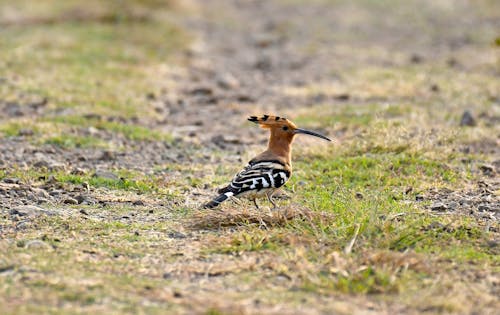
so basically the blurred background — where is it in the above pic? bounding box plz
[1,0,498,144]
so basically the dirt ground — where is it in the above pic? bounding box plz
[1,0,499,314]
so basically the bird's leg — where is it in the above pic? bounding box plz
[253,198,260,209]
[266,191,277,209]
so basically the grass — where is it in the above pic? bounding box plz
[0,0,186,145]
[1,0,499,314]
[0,167,162,194]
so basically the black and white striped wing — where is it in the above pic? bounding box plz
[204,160,291,208]
[223,160,291,196]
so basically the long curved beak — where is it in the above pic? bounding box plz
[294,128,332,141]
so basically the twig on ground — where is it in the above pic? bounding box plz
[344,223,361,254]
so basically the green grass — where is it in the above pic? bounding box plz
[44,134,108,148]
[202,119,496,296]
[1,0,499,314]
[0,168,161,193]
[0,0,186,143]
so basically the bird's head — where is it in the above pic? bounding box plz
[248,115,331,142]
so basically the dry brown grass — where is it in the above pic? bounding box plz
[187,205,335,230]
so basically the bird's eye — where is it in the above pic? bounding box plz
[282,126,289,131]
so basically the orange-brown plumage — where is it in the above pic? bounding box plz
[248,115,297,166]
[204,115,331,209]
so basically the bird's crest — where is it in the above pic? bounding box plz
[248,115,297,129]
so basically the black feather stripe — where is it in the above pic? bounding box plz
[203,192,231,208]
[249,159,287,167]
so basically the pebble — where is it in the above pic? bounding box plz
[216,73,239,90]
[99,150,116,161]
[9,205,54,217]
[430,202,447,211]
[479,164,495,176]
[71,167,86,175]
[93,170,119,180]
[478,204,491,212]
[168,231,187,239]
[3,178,20,184]
[31,188,50,199]
[25,240,51,250]
[460,110,476,127]
[63,197,78,205]
[18,128,34,136]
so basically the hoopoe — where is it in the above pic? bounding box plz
[204,115,331,209]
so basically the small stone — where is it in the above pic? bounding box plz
[168,231,187,239]
[37,198,48,205]
[430,84,440,92]
[410,54,423,63]
[163,272,172,279]
[478,204,491,212]
[75,195,86,204]
[63,197,78,205]
[16,221,31,230]
[31,188,50,199]
[217,73,240,90]
[93,170,119,180]
[80,209,89,215]
[25,240,51,250]
[189,87,213,96]
[2,178,20,184]
[87,126,100,136]
[447,57,458,67]
[426,221,444,230]
[18,128,34,136]
[460,110,476,127]
[430,202,447,211]
[99,150,116,161]
[9,205,54,217]
[253,33,279,48]
[49,189,63,196]
[254,57,272,71]
[333,93,350,101]
[71,167,86,175]
[479,164,495,176]
[235,94,256,102]
[447,201,459,210]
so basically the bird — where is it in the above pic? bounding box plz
[203,115,331,209]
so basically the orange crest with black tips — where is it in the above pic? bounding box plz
[248,115,298,130]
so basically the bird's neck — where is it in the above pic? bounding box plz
[267,133,293,165]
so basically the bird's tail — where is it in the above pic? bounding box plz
[203,192,234,209]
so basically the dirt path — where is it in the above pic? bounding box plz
[156,0,340,142]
